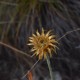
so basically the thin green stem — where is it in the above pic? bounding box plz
[46,55,54,80]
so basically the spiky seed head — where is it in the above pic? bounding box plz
[28,28,58,60]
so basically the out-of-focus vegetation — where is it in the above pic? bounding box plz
[0,0,80,80]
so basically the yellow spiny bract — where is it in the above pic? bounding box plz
[28,28,58,60]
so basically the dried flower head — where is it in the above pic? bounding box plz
[28,28,58,60]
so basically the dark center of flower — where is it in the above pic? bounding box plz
[39,39,47,48]
[40,40,44,44]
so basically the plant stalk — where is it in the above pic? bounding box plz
[46,55,54,80]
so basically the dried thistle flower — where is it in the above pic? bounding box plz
[28,28,58,60]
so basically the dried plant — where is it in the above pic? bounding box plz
[28,28,58,60]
